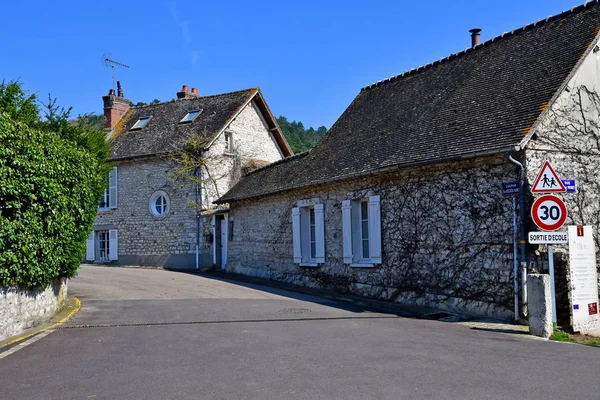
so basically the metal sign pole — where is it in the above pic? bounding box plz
[548,244,557,323]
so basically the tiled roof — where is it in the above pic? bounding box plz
[217,1,600,203]
[109,88,291,160]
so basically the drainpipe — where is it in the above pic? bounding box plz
[195,166,202,270]
[506,152,527,318]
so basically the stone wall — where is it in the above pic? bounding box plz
[227,154,519,319]
[94,158,199,268]
[0,279,67,341]
[202,100,286,208]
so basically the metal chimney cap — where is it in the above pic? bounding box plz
[469,28,482,34]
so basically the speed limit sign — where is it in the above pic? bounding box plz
[531,195,567,231]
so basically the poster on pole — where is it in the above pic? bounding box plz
[568,225,600,334]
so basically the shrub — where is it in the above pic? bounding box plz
[0,81,109,288]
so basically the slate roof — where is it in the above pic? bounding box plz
[109,88,292,160]
[217,1,600,204]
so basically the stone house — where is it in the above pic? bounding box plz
[86,85,292,269]
[216,2,600,321]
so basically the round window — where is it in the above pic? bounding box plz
[149,191,170,218]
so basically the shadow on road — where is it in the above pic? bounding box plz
[167,268,422,319]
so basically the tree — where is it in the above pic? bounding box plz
[0,81,111,288]
[276,116,327,153]
[0,80,38,126]
[134,99,161,107]
[168,131,262,210]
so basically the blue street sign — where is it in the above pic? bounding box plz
[561,179,576,193]
[503,181,520,196]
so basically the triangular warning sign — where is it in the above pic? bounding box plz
[531,161,566,193]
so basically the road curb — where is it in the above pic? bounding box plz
[0,295,81,350]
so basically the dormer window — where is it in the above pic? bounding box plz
[180,110,202,123]
[130,116,152,130]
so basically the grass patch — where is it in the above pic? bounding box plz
[550,325,574,342]
[550,324,600,347]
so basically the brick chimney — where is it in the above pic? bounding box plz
[176,85,200,99]
[102,83,130,130]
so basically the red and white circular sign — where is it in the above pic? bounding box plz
[531,195,567,231]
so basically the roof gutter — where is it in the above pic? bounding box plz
[109,152,172,162]
[216,145,520,204]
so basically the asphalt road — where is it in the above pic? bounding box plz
[1,265,599,400]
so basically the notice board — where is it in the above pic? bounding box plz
[568,225,600,333]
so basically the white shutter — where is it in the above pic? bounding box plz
[342,200,353,264]
[86,231,95,261]
[314,203,325,263]
[292,207,302,263]
[109,229,118,261]
[109,166,118,209]
[368,195,382,264]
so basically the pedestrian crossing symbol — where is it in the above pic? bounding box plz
[531,160,566,193]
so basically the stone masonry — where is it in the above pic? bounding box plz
[226,154,519,320]
[94,158,199,267]
[0,279,67,341]
[202,102,285,207]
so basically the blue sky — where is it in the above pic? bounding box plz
[1,0,581,129]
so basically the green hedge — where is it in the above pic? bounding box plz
[0,82,109,288]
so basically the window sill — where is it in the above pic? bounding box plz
[97,207,115,213]
[299,263,320,267]
[349,263,376,268]
[223,151,234,156]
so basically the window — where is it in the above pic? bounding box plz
[97,230,110,261]
[86,229,118,262]
[99,191,109,209]
[179,110,202,123]
[224,132,233,152]
[292,203,325,266]
[130,116,152,130]
[154,196,167,215]
[149,191,170,218]
[98,166,118,210]
[309,208,316,259]
[342,195,381,266]
[360,200,369,260]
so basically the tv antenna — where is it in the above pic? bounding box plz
[103,53,130,92]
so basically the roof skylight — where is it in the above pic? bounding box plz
[130,116,152,130]
[179,110,202,123]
